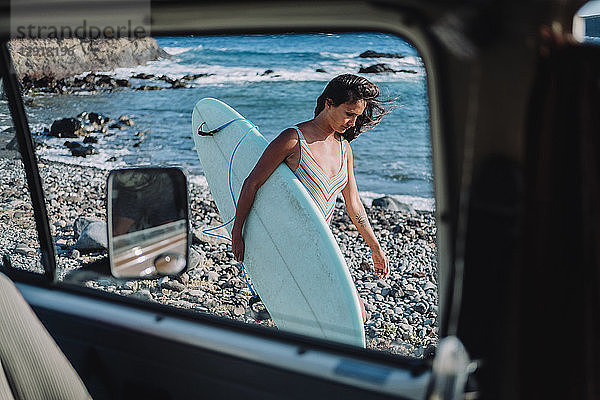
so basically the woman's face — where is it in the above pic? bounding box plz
[326,99,366,133]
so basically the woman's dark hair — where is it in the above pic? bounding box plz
[314,74,390,141]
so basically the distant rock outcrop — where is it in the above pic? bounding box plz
[8,37,169,79]
[359,50,404,59]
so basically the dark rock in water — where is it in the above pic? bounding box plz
[118,115,134,126]
[359,63,397,73]
[84,73,96,84]
[109,123,125,130]
[132,73,155,79]
[260,69,274,76]
[315,68,327,73]
[73,216,104,237]
[157,75,176,84]
[106,156,117,162]
[372,196,414,213]
[95,75,116,87]
[70,144,97,157]
[397,69,418,74]
[115,79,131,87]
[87,112,110,126]
[171,80,188,89]
[50,118,81,138]
[63,140,81,149]
[359,50,404,59]
[181,73,213,80]
[74,221,107,252]
[83,136,98,144]
[136,85,162,91]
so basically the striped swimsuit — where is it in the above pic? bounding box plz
[291,126,348,224]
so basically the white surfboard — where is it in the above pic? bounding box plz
[192,98,365,347]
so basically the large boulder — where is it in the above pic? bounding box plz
[73,216,104,237]
[74,221,107,252]
[50,118,81,138]
[372,196,414,213]
[358,63,398,73]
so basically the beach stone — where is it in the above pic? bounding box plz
[193,226,230,245]
[189,247,205,269]
[415,303,429,314]
[123,281,135,290]
[130,289,152,301]
[177,272,189,285]
[188,289,205,298]
[233,306,245,316]
[73,216,103,237]
[71,249,80,259]
[73,221,107,251]
[161,280,186,292]
[14,244,35,257]
[360,261,371,271]
[158,276,169,286]
[207,271,219,282]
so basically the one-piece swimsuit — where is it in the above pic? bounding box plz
[291,126,348,224]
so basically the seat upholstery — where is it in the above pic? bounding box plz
[0,273,91,400]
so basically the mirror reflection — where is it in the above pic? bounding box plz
[108,167,188,278]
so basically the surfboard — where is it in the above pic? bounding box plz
[192,98,365,347]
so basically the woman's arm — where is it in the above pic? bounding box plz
[231,128,298,261]
[341,144,390,279]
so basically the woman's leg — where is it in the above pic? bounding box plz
[355,287,367,323]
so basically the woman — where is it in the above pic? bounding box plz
[232,74,391,320]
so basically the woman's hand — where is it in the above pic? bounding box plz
[232,230,245,262]
[371,246,389,279]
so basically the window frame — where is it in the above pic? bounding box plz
[0,0,448,382]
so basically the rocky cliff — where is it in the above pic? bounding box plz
[8,37,168,79]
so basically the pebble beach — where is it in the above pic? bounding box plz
[0,130,438,358]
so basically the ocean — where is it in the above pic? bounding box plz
[2,33,434,210]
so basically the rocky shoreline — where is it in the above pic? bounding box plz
[0,138,438,357]
[10,47,418,96]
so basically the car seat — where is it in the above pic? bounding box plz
[0,272,91,399]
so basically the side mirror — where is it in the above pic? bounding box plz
[107,167,189,279]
